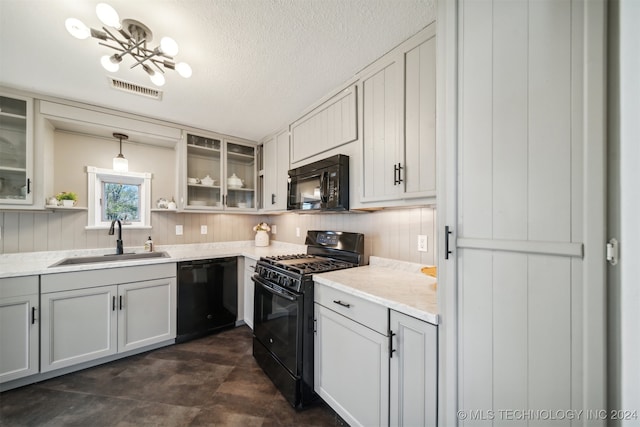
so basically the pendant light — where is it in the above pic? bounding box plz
[113,133,129,172]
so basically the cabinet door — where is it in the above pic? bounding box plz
[118,278,176,353]
[0,294,38,383]
[224,139,256,210]
[262,129,289,212]
[402,27,436,199]
[389,311,437,427]
[314,304,389,427]
[184,133,223,210]
[290,85,357,164]
[361,57,403,202]
[0,93,34,206]
[243,258,256,329]
[41,286,118,372]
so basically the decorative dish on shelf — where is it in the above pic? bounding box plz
[200,175,215,186]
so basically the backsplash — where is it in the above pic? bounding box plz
[0,211,263,254]
[265,207,437,265]
[0,207,436,264]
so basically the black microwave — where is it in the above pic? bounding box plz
[287,154,349,211]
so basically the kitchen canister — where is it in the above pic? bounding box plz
[255,230,269,247]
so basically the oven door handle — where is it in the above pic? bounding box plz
[254,277,297,302]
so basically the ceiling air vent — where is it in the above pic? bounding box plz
[108,77,163,100]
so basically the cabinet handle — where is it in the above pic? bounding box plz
[333,300,351,308]
[271,193,276,205]
[112,296,116,311]
[397,163,403,184]
[27,178,32,194]
[389,330,396,358]
[119,296,123,310]
[445,225,453,260]
[31,307,36,324]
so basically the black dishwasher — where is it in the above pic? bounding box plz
[176,257,237,343]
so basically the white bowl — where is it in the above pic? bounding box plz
[237,202,247,208]
[190,200,207,206]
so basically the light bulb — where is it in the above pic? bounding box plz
[149,72,166,87]
[65,18,90,39]
[160,37,179,56]
[176,62,192,78]
[96,3,121,29]
[100,55,120,72]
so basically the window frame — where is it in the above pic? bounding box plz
[86,166,152,229]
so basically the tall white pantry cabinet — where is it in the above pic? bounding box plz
[437,0,606,426]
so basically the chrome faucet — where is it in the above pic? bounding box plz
[108,219,124,255]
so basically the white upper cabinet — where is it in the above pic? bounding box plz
[360,24,436,206]
[0,93,34,207]
[290,85,357,165]
[261,128,289,211]
[224,139,257,210]
[180,132,257,211]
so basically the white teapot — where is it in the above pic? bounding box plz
[227,173,243,188]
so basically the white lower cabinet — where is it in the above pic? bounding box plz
[41,285,118,371]
[314,303,389,427]
[389,310,437,427]
[117,278,176,353]
[314,284,390,427]
[40,264,176,373]
[314,283,438,427]
[0,276,39,383]
[243,257,257,329]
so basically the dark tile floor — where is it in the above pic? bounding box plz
[0,326,345,427]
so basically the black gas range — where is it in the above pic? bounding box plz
[252,231,365,408]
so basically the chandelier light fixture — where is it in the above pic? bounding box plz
[65,3,192,87]
[112,132,129,172]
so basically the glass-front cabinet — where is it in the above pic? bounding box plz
[224,140,255,209]
[0,93,33,206]
[183,132,256,211]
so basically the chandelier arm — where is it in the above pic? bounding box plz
[148,58,167,73]
[102,26,130,51]
[98,41,126,54]
[129,49,163,70]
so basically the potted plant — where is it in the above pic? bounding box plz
[253,222,271,247]
[56,191,78,207]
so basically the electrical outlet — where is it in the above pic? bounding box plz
[176,225,183,236]
[417,235,428,252]
[200,225,207,235]
[271,225,277,235]
[296,227,300,238]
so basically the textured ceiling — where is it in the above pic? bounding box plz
[0,0,435,142]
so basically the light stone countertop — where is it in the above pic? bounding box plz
[1,246,438,327]
[312,256,438,325]
[0,241,306,279]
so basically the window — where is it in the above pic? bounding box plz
[87,166,151,229]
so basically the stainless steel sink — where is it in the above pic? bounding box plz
[49,251,170,267]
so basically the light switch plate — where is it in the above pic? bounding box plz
[176,225,183,236]
[200,225,207,235]
[271,225,277,235]
[296,227,300,237]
